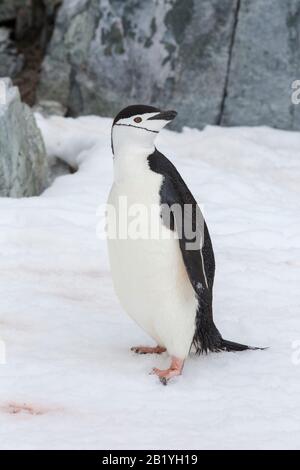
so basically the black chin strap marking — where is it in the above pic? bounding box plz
[115,123,159,134]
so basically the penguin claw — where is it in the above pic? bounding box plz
[159,376,168,386]
[150,357,184,384]
[150,367,182,384]
[149,367,168,385]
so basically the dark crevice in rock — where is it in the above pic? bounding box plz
[13,32,44,106]
[47,157,75,187]
[0,19,16,31]
[11,1,60,107]
[217,0,241,125]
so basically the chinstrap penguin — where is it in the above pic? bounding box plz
[107,104,263,385]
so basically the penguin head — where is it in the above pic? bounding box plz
[111,104,177,155]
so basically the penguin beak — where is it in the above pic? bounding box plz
[147,110,177,121]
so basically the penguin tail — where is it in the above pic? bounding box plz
[219,338,267,352]
[193,294,267,354]
[193,330,267,354]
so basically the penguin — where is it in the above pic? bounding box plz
[107,104,263,385]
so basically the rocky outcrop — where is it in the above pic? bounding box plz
[0,27,24,78]
[36,0,300,130]
[0,1,23,23]
[0,78,48,197]
[0,0,61,102]
[0,0,61,40]
[37,0,238,130]
[221,0,300,130]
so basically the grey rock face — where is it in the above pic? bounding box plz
[0,1,61,83]
[0,0,61,35]
[0,78,48,197]
[222,0,300,130]
[0,0,24,23]
[38,0,238,130]
[37,0,300,130]
[0,1,31,81]
[0,27,24,77]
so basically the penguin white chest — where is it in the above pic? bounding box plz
[107,158,197,359]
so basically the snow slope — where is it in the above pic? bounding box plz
[0,114,299,449]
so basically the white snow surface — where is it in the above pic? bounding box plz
[0,114,300,450]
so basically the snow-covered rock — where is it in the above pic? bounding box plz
[0,78,47,197]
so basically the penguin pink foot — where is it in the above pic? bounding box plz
[151,357,184,385]
[131,345,166,355]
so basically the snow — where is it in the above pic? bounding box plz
[0,113,300,450]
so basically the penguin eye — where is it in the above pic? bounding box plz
[134,116,142,123]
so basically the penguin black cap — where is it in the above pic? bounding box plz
[113,105,177,125]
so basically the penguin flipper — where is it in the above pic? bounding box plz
[148,149,220,352]
[148,149,215,294]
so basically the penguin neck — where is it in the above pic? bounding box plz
[111,124,157,182]
[113,143,155,182]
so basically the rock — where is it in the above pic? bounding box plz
[0,1,62,83]
[47,157,72,187]
[37,0,238,130]
[0,78,48,197]
[37,0,300,130]
[0,2,28,90]
[33,99,67,117]
[0,1,33,40]
[0,0,23,23]
[0,0,61,36]
[0,27,24,77]
[221,0,300,130]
